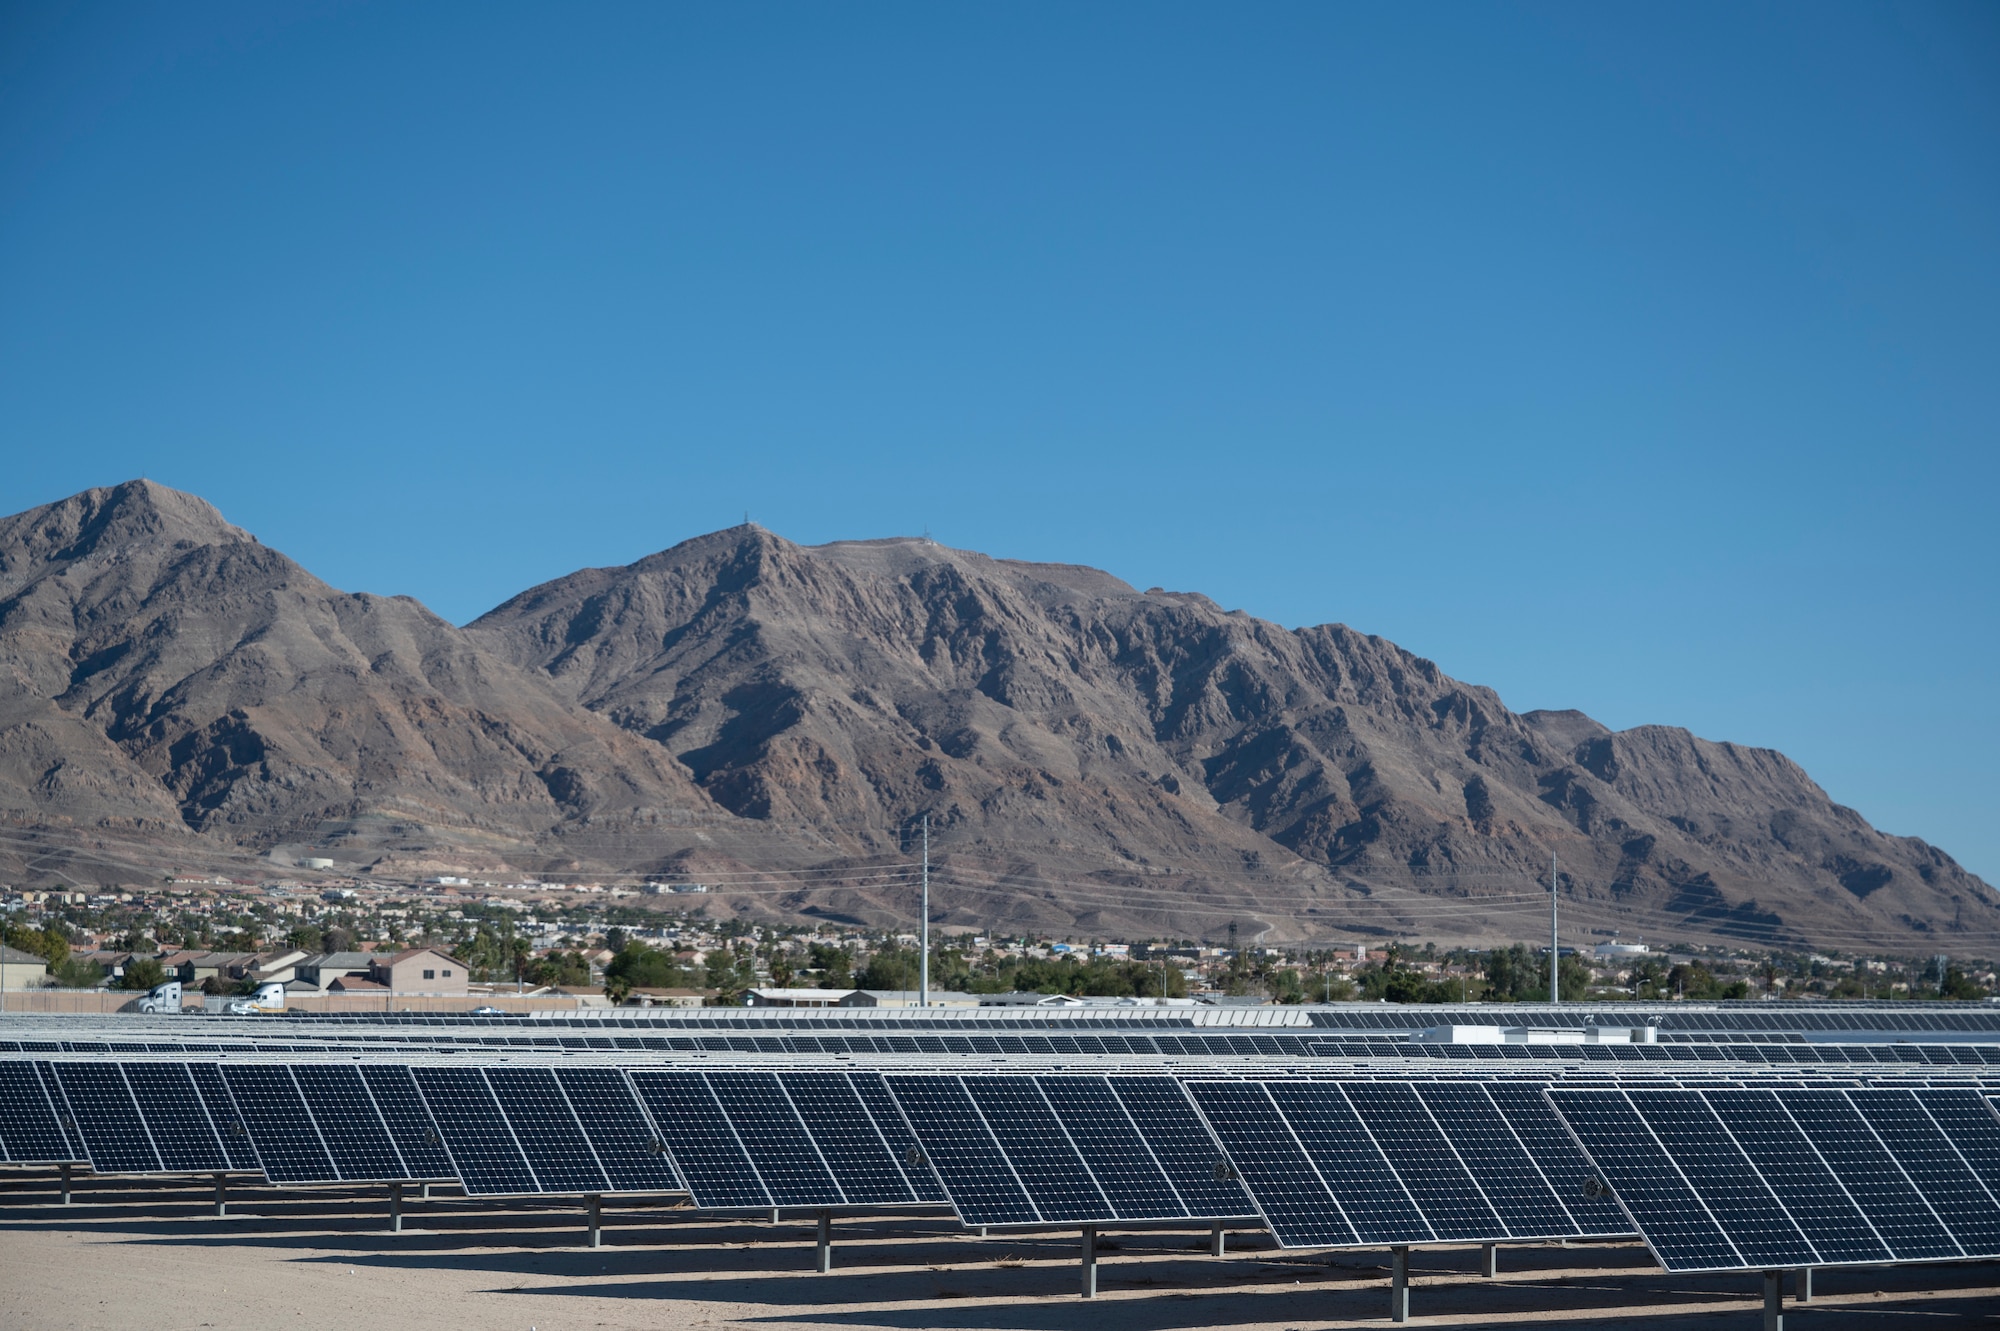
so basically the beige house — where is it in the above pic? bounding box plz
[0,945,49,990]
[366,948,468,995]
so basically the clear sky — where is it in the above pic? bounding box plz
[3,3,1996,882]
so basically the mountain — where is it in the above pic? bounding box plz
[0,481,772,882]
[467,525,2000,952]
[1,480,1992,953]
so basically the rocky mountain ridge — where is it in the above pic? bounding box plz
[1,480,1992,953]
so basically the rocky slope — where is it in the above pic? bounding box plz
[468,525,2000,951]
[0,481,767,881]
[1,481,1991,952]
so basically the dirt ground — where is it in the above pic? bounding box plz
[3,1172,1997,1331]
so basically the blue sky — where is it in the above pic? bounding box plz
[3,2,1996,881]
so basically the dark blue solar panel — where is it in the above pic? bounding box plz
[1341,1083,1500,1241]
[705,1071,840,1207]
[120,1063,228,1173]
[51,1064,159,1173]
[627,1071,770,1209]
[484,1067,610,1194]
[220,1065,338,1184]
[847,1071,948,1203]
[883,1075,1037,1227]
[1186,1080,1356,1249]
[411,1066,539,1195]
[1546,1088,1740,1271]
[0,1060,76,1163]
[1107,1077,1256,1218]
[1267,1082,1430,1244]
[555,1068,681,1194]
[961,1077,1109,1223]
[1036,1075,1184,1220]
[294,1065,407,1181]
[1700,1089,1889,1265]
[358,1066,454,1180]
[778,1071,916,1206]
[1778,1090,1957,1261]
[1415,1083,1578,1239]
[1485,1082,1627,1234]
[1847,1089,2000,1256]
[1625,1090,1816,1269]
[186,1064,259,1171]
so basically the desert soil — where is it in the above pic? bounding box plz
[2,1173,1997,1331]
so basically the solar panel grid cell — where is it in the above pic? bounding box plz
[705,1071,842,1207]
[0,1060,75,1163]
[961,1077,1109,1223]
[882,1075,1037,1226]
[120,1063,228,1173]
[554,1068,681,1194]
[1265,1082,1431,1244]
[846,1072,949,1204]
[218,1065,335,1183]
[1545,1089,1741,1271]
[484,1067,611,1194]
[52,1064,159,1173]
[777,1071,915,1206]
[1035,1075,1185,1220]
[185,1063,259,1172]
[1624,1090,1818,1269]
[1847,1089,2000,1255]
[1484,1083,1628,1234]
[358,1066,454,1180]
[1339,1082,1500,1240]
[627,1070,770,1209]
[1185,1081,1356,1248]
[1699,1089,1890,1265]
[1414,1083,1578,1239]
[411,1066,540,1196]
[293,1065,406,1181]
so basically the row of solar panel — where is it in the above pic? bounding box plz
[0,1060,956,1211]
[11,1035,1999,1064]
[1551,1086,2000,1273]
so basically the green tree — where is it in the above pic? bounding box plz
[52,957,104,988]
[120,957,167,990]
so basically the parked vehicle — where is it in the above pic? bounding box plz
[134,980,183,1014]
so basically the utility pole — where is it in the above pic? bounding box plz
[1550,852,1560,1005]
[919,814,930,1009]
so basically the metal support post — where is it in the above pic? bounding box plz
[420,1181,431,1201]
[1390,1246,1410,1323]
[389,1182,403,1233]
[1482,1242,1498,1278]
[816,1210,832,1273]
[770,1207,781,1224]
[1763,1271,1784,1331]
[214,1173,227,1218]
[1210,1222,1226,1257]
[976,1225,988,1239]
[1080,1226,1097,1299]
[59,1162,72,1206]
[1795,1267,1812,1303]
[587,1195,603,1249]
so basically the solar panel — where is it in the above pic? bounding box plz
[1482,1082,1628,1234]
[1413,1083,1582,1239]
[880,1075,1037,1227]
[1542,1088,1741,1271]
[410,1065,541,1196]
[358,1066,455,1181]
[961,1077,1109,1223]
[626,1070,771,1210]
[1549,1084,2000,1272]
[1104,1076,1257,1219]
[119,1063,229,1173]
[777,1071,920,1205]
[219,1065,339,1184]
[1185,1080,1358,1248]
[293,1065,410,1182]
[1339,1082,1502,1241]
[1263,1082,1431,1243]
[186,1063,260,1172]
[48,1064,162,1174]
[1035,1075,1186,1220]
[0,1060,79,1163]
[483,1067,612,1194]
[846,1070,949,1203]
[704,1071,843,1207]
[555,1068,682,1194]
